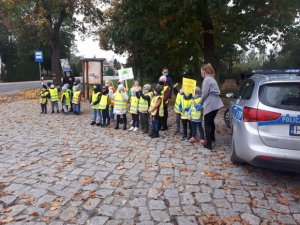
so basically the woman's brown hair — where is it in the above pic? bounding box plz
[201,63,215,77]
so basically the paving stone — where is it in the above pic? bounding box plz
[59,206,78,221]
[89,216,109,225]
[195,193,211,203]
[277,214,297,225]
[241,213,260,225]
[129,197,147,207]
[150,210,170,222]
[180,193,195,204]
[149,200,166,210]
[98,204,119,216]
[138,207,151,221]
[115,207,136,219]
[177,216,198,225]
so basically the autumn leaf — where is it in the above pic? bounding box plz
[115,191,124,196]
[162,177,172,187]
[0,217,15,224]
[111,180,119,187]
[31,212,39,217]
[50,203,61,210]
[18,193,35,205]
[2,208,12,213]
[80,176,93,185]
[116,165,124,170]
[290,187,300,198]
[251,199,257,207]
[278,198,289,206]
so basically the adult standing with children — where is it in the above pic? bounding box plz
[200,63,224,150]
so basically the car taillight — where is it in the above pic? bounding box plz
[243,107,281,122]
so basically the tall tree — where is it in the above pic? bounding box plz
[1,0,104,84]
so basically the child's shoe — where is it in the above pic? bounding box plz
[90,121,96,125]
[96,122,101,126]
[199,139,205,145]
[189,137,196,143]
[128,126,134,131]
[114,125,119,129]
[123,124,127,130]
[51,110,54,113]
[133,127,138,132]
[57,110,59,113]
[181,136,187,141]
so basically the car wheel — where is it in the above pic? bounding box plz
[230,138,243,164]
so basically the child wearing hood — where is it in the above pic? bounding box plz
[111,84,128,130]
[128,85,141,132]
[90,84,102,126]
[180,91,193,140]
[137,84,152,134]
[40,85,49,114]
[72,86,82,115]
[188,87,205,144]
[61,85,71,114]
[148,84,164,138]
[100,85,110,127]
[173,83,184,134]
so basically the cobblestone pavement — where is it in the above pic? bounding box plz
[0,100,300,225]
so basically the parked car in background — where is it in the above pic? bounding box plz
[227,69,300,172]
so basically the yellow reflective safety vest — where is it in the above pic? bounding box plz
[72,91,81,104]
[99,94,108,110]
[174,93,183,114]
[191,97,202,120]
[114,91,126,111]
[181,98,192,119]
[138,92,152,113]
[129,96,139,114]
[161,86,170,104]
[49,88,58,102]
[150,95,164,117]
[92,92,101,109]
[40,91,49,104]
[61,91,71,106]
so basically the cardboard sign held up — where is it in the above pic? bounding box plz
[118,68,134,81]
[182,77,197,95]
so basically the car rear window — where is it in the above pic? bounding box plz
[259,83,300,111]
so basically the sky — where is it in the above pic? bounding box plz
[74,33,127,64]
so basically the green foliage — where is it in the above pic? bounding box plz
[105,68,115,76]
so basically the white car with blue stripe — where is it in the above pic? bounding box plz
[227,69,300,172]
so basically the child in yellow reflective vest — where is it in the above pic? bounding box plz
[49,84,60,113]
[129,86,140,132]
[148,84,164,138]
[188,86,205,144]
[137,84,152,134]
[40,85,49,114]
[180,92,193,140]
[173,83,184,134]
[100,85,110,127]
[111,84,128,130]
[90,84,102,126]
[72,86,82,115]
[61,85,71,114]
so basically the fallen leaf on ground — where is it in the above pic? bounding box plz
[116,165,124,170]
[18,193,35,204]
[80,176,93,185]
[278,198,289,206]
[50,203,61,211]
[162,177,172,187]
[2,208,12,213]
[0,217,15,224]
[31,212,39,217]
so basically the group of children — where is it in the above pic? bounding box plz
[39,79,82,114]
[39,76,205,143]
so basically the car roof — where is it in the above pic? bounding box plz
[251,69,300,84]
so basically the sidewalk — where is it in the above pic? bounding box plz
[0,99,299,225]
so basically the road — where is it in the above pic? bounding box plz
[0,76,119,95]
[0,81,45,94]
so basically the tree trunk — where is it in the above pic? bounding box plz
[51,31,61,85]
[199,0,219,81]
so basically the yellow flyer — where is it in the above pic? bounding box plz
[182,77,196,94]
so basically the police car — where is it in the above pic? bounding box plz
[227,69,300,172]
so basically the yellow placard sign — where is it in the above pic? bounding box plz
[182,77,196,95]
